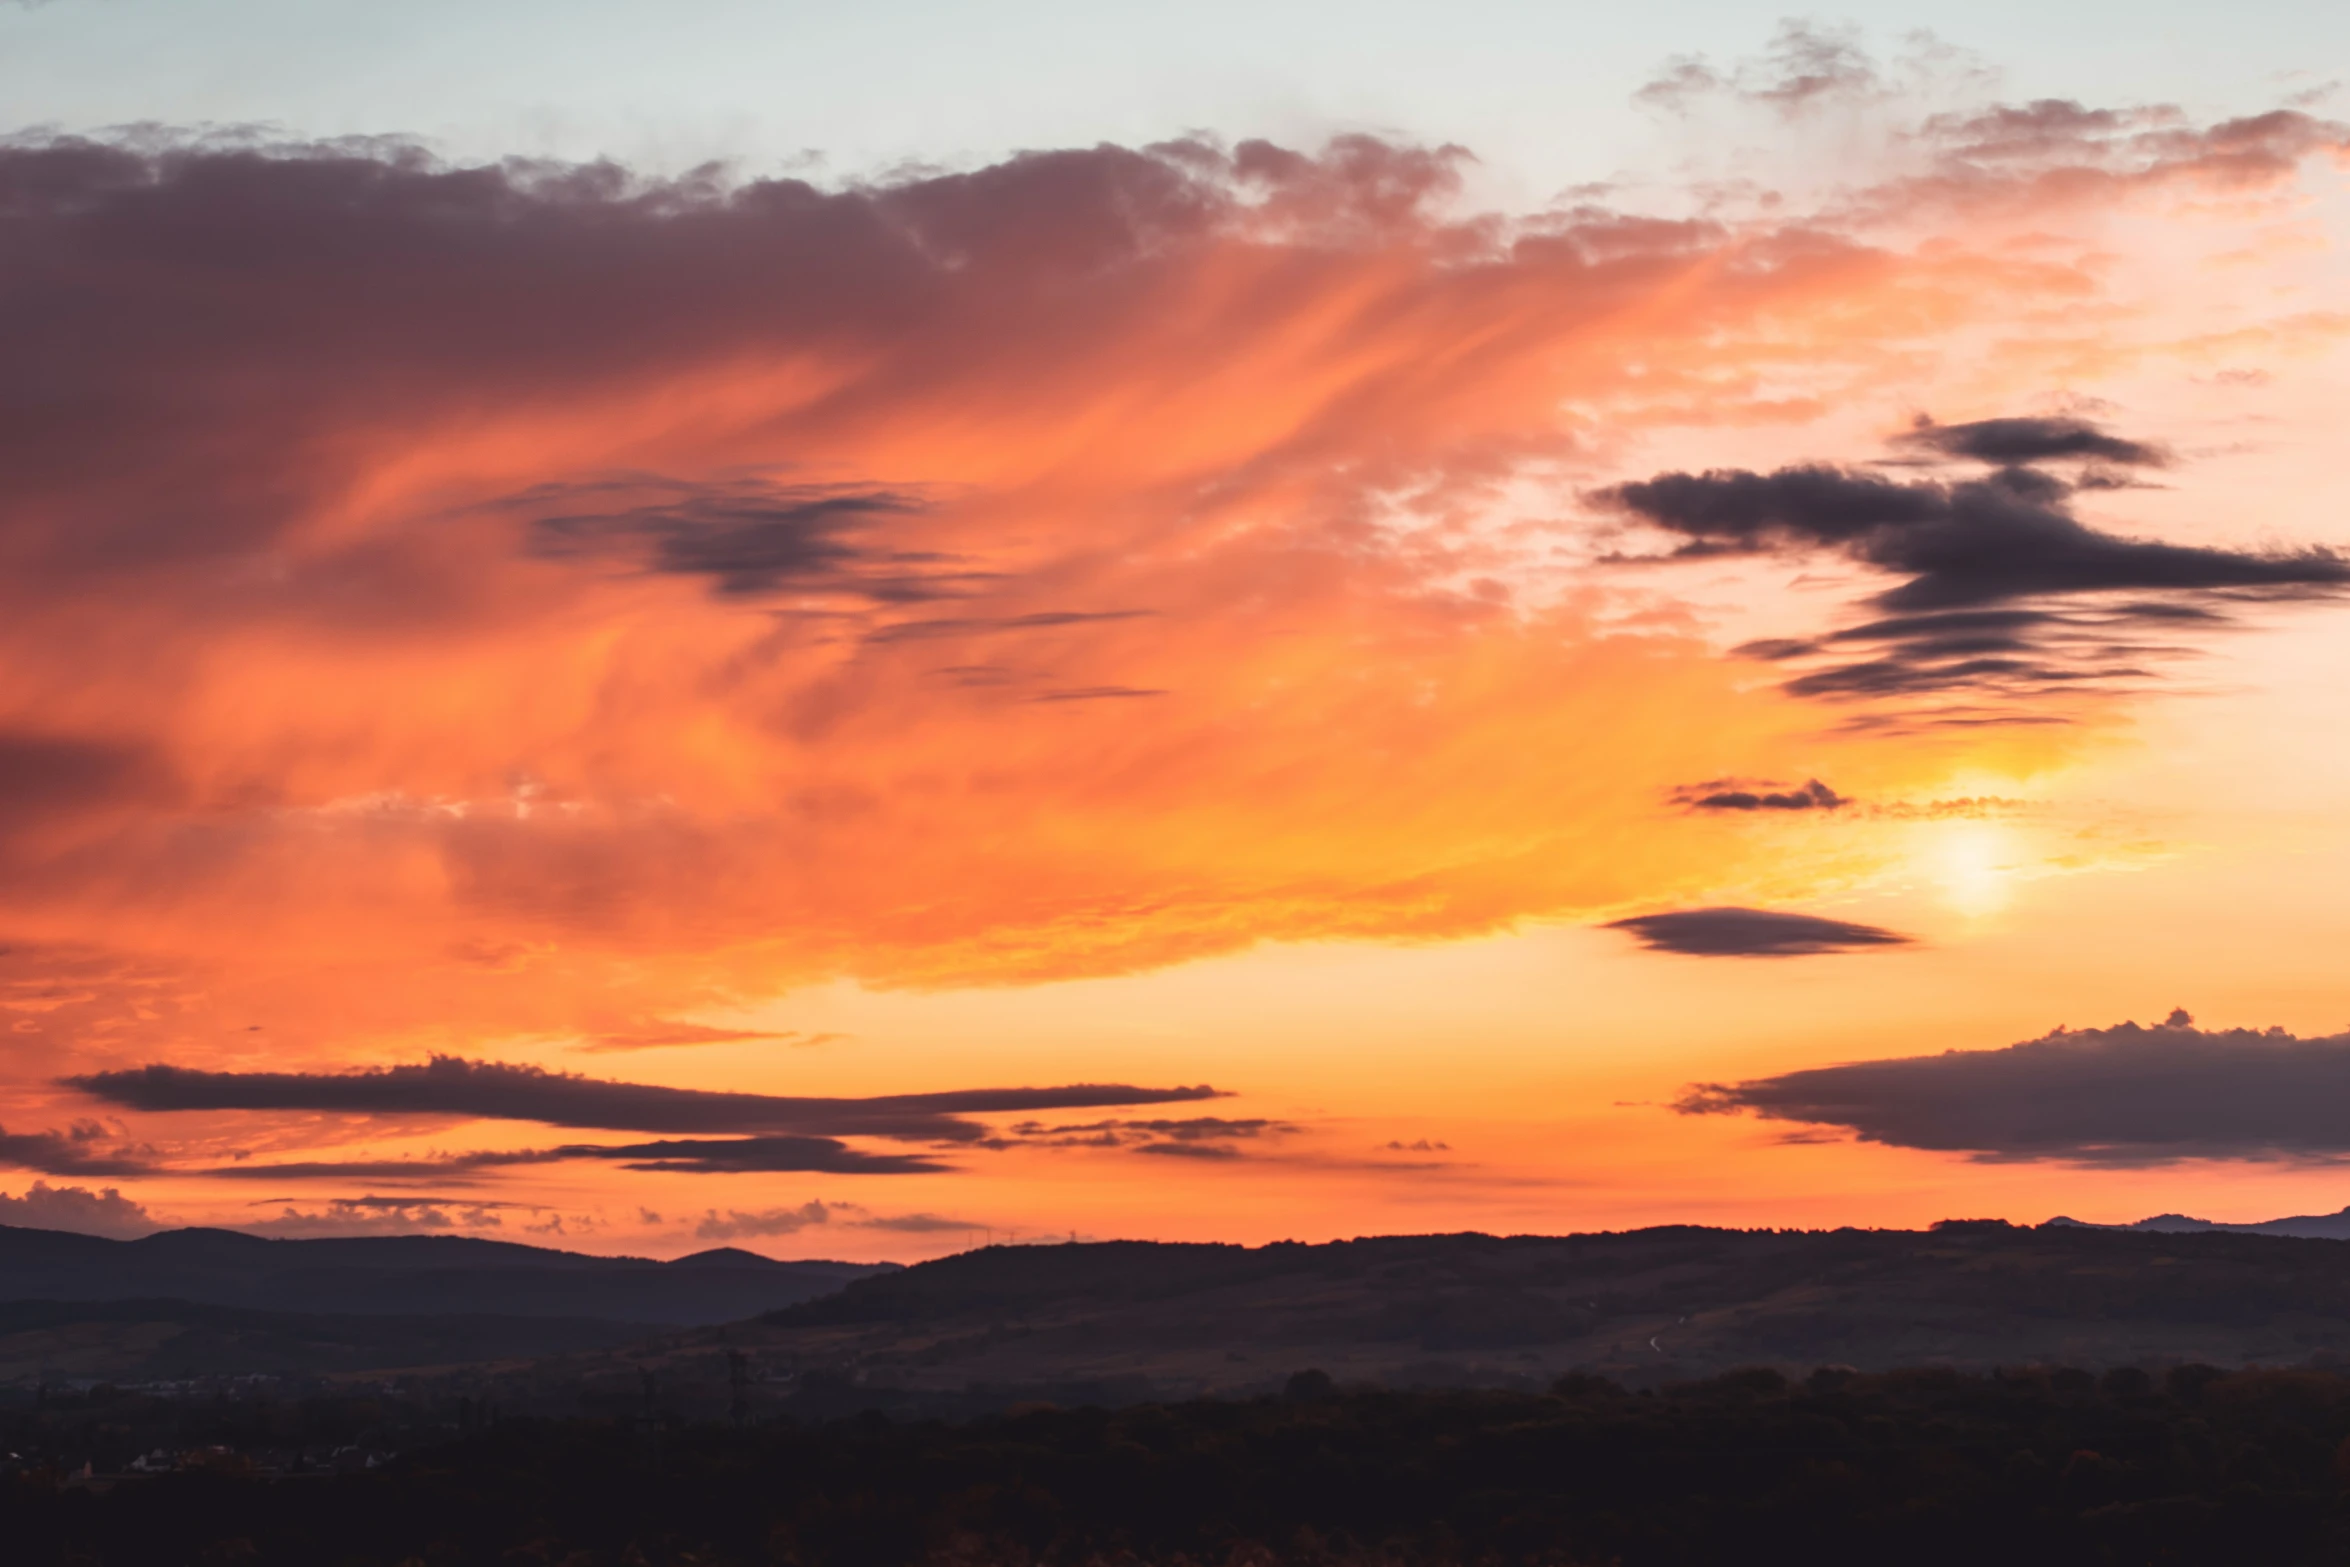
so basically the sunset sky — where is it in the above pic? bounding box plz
[5,1,2350,1258]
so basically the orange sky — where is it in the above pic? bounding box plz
[4,83,2350,1257]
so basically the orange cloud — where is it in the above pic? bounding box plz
[0,104,2340,1221]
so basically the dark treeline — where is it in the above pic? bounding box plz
[16,1365,2350,1564]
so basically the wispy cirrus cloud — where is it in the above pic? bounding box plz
[0,62,2342,1231]
[997,1114,1298,1161]
[2,98,2327,1045]
[568,1023,842,1054]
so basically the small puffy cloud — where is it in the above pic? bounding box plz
[694,1200,838,1240]
[0,1180,158,1238]
[1605,907,1912,957]
[1675,1011,2350,1165]
[1675,778,1845,811]
[240,1195,521,1237]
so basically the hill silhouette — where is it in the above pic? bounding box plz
[530,1220,2350,1415]
[0,1224,895,1377]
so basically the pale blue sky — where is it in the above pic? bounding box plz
[3,0,2341,193]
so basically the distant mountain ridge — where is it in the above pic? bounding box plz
[2047,1207,2350,1240]
[544,1223,2350,1415]
[0,1296,656,1383]
[0,1224,896,1326]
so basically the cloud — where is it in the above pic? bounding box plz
[193,1134,939,1178]
[1606,456,2347,611]
[690,1200,978,1239]
[240,1196,519,1237]
[0,110,2306,1015]
[694,1200,836,1240]
[1603,423,2348,714]
[65,1057,1220,1142]
[1675,778,1845,811]
[1636,21,1887,117]
[997,1115,1295,1160]
[0,1180,158,1238]
[0,1120,156,1176]
[521,478,946,599]
[1604,907,1913,957]
[1892,415,2167,468]
[1674,1011,2350,1164]
[570,1023,840,1053]
[862,611,1151,644]
[1012,1115,1292,1141]
[0,88,2340,1133]
[0,732,179,844]
[563,1135,946,1174]
[191,1149,554,1183]
[854,1211,978,1233]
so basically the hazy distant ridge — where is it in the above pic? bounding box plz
[2047,1206,2350,1240]
[0,1224,894,1327]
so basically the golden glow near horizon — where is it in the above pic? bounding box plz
[3,48,2350,1258]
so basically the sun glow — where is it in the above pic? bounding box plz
[1927,820,2020,920]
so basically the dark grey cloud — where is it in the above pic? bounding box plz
[64,1056,1222,1143]
[566,1135,946,1174]
[521,478,950,599]
[1017,1115,1290,1140]
[0,1120,156,1176]
[1675,1011,2350,1165]
[999,1114,1294,1159]
[1736,601,2222,702]
[1605,907,1913,957]
[1607,462,2346,611]
[245,1193,542,1212]
[1892,415,2167,468]
[1676,777,1845,811]
[202,1134,941,1180]
[1602,422,2348,711]
[195,1149,553,1183]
